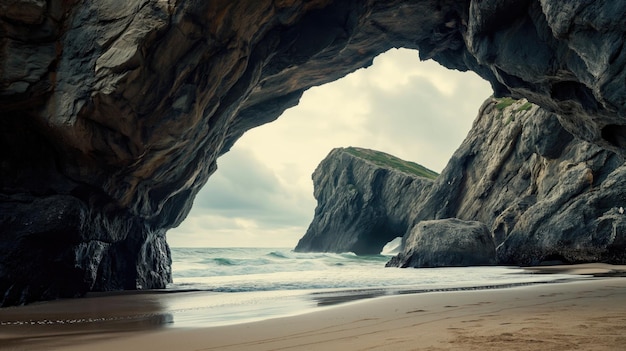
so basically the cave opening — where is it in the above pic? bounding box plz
[168,48,492,249]
[601,124,626,149]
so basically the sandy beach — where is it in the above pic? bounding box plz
[1,265,625,351]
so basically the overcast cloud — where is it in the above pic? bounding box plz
[167,48,493,248]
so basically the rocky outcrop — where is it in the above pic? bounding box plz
[386,219,496,268]
[3,0,626,304]
[388,97,626,267]
[298,97,625,266]
[294,147,436,255]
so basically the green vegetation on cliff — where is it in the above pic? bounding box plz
[344,147,439,179]
[495,97,535,124]
[495,97,534,112]
[495,97,516,110]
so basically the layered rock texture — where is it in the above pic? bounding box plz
[294,147,437,254]
[2,0,626,305]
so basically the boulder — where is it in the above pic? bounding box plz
[387,219,495,268]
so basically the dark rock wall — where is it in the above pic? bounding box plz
[2,0,626,304]
[463,0,626,153]
[294,148,434,255]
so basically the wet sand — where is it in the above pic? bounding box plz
[523,262,626,276]
[1,265,625,350]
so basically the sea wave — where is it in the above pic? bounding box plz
[168,247,579,294]
[266,251,290,259]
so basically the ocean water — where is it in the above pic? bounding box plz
[169,247,564,292]
[166,247,578,327]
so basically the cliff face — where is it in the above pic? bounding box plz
[2,0,626,305]
[294,147,436,255]
[389,97,626,267]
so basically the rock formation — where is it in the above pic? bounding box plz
[2,0,626,305]
[300,98,626,266]
[386,219,496,268]
[390,97,626,266]
[294,147,436,254]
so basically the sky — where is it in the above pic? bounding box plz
[167,48,493,248]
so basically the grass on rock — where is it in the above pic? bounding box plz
[495,97,516,110]
[344,147,438,179]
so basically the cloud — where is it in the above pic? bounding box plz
[167,214,305,248]
[167,48,493,248]
[355,61,492,171]
[168,147,315,247]
[190,147,313,226]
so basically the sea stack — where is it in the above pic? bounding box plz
[294,147,437,255]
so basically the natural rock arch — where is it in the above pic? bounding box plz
[1,0,625,305]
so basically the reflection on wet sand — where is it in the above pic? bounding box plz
[0,291,174,350]
[306,278,580,307]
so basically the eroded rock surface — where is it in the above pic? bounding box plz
[294,147,436,254]
[2,0,626,304]
[389,98,626,267]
